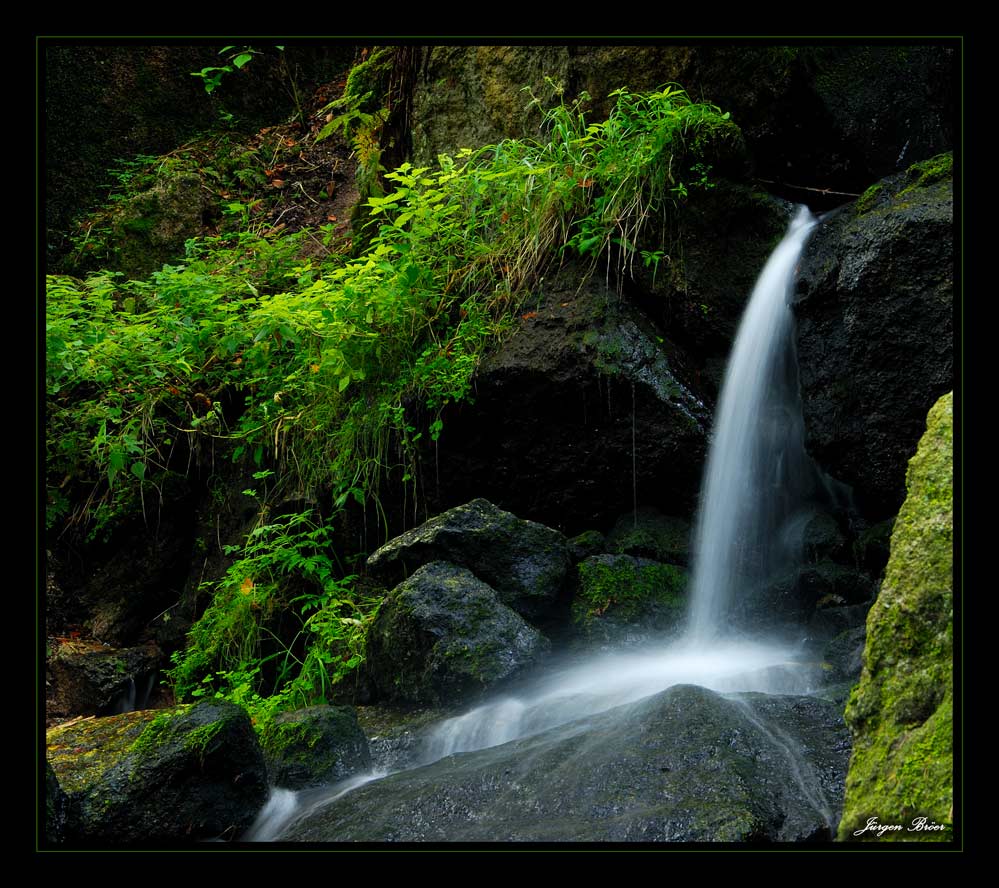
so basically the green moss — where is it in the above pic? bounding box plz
[855,183,884,215]
[128,710,182,761]
[344,47,395,111]
[574,555,686,625]
[184,720,226,764]
[838,392,953,842]
[900,152,953,196]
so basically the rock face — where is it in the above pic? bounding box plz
[838,392,953,842]
[367,498,570,619]
[409,45,955,200]
[794,160,953,521]
[46,701,267,843]
[365,561,550,705]
[421,276,712,532]
[282,684,850,842]
[261,706,371,790]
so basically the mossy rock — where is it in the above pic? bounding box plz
[365,561,550,705]
[366,498,570,620]
[260,705,371,790]
[46,700,267,842]
[606,507,691,566]
[567,529,606,563]
[837,392,953,842]
[110,170,207,279]
[572,554,687,643]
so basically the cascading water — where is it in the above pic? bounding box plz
[250,205,831,840]
[688,205,820,639]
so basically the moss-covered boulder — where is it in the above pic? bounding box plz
[794,158,953,521]
[260,705,371,790]
[572,554,687,644]
[365,561,549,705]
[606,507,691,565]
[366,498,570,620]
[46,700,267,843]
[837,392,953,842]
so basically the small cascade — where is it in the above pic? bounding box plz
[687,206,821,640]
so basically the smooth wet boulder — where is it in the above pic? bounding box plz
[365,561,550,705]
[46,700,267,843]
[794,157,953,521]
[261,706,371,790]
[838,392,953,842]
[366,498,570,619]
[281,684,850,842]
[572,554,687,645]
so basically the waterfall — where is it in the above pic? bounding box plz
[688,206,819,640]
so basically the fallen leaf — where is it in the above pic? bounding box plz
[271,179,285,187]
[240,577,254,595]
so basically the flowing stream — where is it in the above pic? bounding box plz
[248,205,831,841]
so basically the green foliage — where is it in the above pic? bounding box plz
[192,45,263,94]
[48,83,735,713]
[167,510,381,723]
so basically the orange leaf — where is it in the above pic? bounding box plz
[521,311,538,321]
[240,577,254,595]
[271,179,285,187]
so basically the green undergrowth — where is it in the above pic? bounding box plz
[47,83,736,718]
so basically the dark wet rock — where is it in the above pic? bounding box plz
[365,561,549,705]
[282,684,849,842]
[803,511,847,563]
[808,602,872,644]
[45,759,69,844]
[795,163,953,521]
[261,706,371,790]
[421,275,711,532]
[367,498,570,619]
[82,503,197,646]
[747,563,874,629]
[823,626,867,682]
[852,518,895,577]
[355,705,448,774]
[606,507,691,566]
[46,701,267,843]
[47,640,161,720]
[572,554,687,645]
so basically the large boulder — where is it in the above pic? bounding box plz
[46,700,267,843]
[838,393,953,842]
[281,684,850,842]
[794,158,953,521]
[420,275,712,532]
[260,706,371,790]
[367,498,570,619]
[365,561,550,705]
